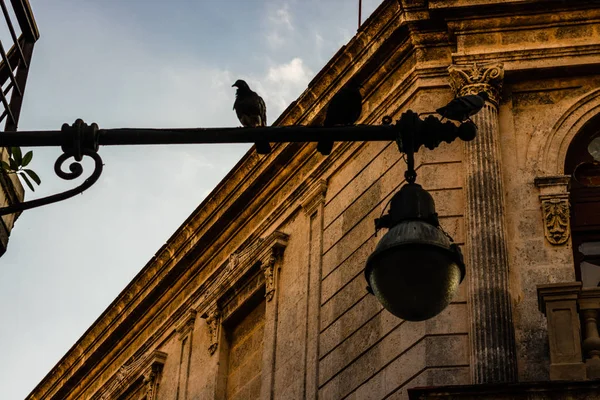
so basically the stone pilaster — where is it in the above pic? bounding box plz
[258,233,288,400]
[299,180,327,400]
[449,63,518,383]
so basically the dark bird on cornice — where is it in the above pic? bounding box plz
[232,79,270,154]
[436,91,489,122]
[317,78,363,156]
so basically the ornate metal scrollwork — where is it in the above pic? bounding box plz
[0,119,103,215]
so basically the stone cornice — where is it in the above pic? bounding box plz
[453,44,600,69]
[431,0,600,15]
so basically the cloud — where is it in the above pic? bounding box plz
[265,2,294,49]
[269,4,293,30]
[261,57,313,115]
[226,57,313,124]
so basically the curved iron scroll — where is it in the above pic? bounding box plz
[0,150,103,216]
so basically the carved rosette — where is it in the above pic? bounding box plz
[448,63,504,106]
[541,195,570,245]
[204,308,221,355]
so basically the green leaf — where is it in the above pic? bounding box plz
[23,168,41,185]
[22,151,33,167]
[1,161,10,171]
[8,157,18,171]
[11,147,22,165]
[19,172,34,191]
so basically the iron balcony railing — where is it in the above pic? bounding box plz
[0,0,39,132]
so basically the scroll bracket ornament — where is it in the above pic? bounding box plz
[261,247,282,302]
[448,62,504,107]
[202,306,221,355]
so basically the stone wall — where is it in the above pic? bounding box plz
[225,299,265,400]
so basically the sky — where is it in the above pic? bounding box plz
[0,0,382,398]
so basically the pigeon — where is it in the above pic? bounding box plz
[232,79,270,154]
[436,91,489,122]
[317,78,363,155]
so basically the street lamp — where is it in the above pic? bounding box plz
[0,110,478,320]
[364,111,472,321]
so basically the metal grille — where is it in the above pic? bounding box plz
[0,0,38,132]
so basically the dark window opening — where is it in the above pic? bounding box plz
[566,114,600,286]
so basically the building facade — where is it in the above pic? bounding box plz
[0,0,39,256]
[28,0,600,399]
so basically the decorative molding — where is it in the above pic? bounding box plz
[299,179,328,216]
[175,309,197,339]
[448,62,504,106]
[535,176,571,245]
[534,175,571,192]
[198,231,289,354]
[202,306,221,355]
[227,238,264,272]
[213,232,288,307]
[262,254,276,302]
[142,356,165,400]
[96,350,167,400]
[532,88,600,175]
[257,232,289,302]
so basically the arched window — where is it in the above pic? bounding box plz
[565,114,600,287]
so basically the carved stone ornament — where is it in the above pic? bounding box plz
[227,238,264,272]
[448,63,504,106]
[534,176,571,246]
[96,350,167,400]
[143,369,158,400]
[256,232,288,302]
[541,195,570,245]
[204,308,221,355]
[261,250,278,302]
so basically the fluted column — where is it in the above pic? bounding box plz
[449,63,517,383]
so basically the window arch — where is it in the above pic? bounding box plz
[565,113,600,286]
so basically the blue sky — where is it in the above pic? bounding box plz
[0,0,381,398]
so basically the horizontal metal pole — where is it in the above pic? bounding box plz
[0,124,399,147]
[0,125,398,147]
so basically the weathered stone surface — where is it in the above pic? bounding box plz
[409,380,600,400]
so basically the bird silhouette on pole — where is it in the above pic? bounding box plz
[232,79,270,154]
[436,91,489,123]
[318,78,363,155]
